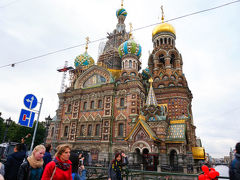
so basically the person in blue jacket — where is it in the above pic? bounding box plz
[43,143,52,168]
[69,152,86,180]
[229,142,240,180]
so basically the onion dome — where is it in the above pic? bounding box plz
[116,8,127,18]
[118,39,142,58]
[152,5,176,37]
[74,51,94,68]
[152,23,176,37]
[142,67,151,79]
[74,37,94,68]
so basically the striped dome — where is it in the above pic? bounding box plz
[116,8,127,18]
[74,52,94,68]
[118,39,142,58]
[142,67,151,79]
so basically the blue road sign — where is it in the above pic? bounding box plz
[18,109,35,127]
[24,94,37,109]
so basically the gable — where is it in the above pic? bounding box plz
[74,65,112,89]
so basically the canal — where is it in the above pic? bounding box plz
[215,165,229,179]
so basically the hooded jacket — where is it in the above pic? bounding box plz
[4,151,26,180]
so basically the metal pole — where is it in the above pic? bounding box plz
[30,98,43,154]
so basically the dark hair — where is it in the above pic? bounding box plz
[236,142,240,154]
[45,143,52,152]
[69,152,79,173]
[112,152,122,164]
[15,144,22,152]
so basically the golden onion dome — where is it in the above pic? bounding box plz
[152,22,176,37]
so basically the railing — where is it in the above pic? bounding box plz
[85,166,230,180]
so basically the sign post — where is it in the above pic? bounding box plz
[30,98,43,154]
[18,94,43,155]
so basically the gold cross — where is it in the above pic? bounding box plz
[85,37,89,51]
[161,5,164,23]
[121,0,124,8]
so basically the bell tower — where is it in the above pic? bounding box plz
[148,6,196,151]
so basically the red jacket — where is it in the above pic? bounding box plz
[41,157,72,180]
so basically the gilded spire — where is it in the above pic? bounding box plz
[85,37,89,52]
[146,77,158,106]
[129,22,133,39]
[161,5,164,23]
[121,0,124,8]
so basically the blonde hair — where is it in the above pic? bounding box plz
[32,144,46,156]
[55,144,71,158]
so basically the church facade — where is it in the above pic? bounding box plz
[47,3,202,168]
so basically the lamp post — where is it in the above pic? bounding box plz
[44,115,52,144]
[2,117,12,143]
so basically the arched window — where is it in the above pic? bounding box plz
[51,127,54,137]
[129,60,132,68]
[119,123,124,136]
[95,124,100,136]
[98,100,102,108]
[154,77,160,82]
[160,38,163,45]
[87,125,92,136]
[64,126,68,137]
[120,98,124,107]
[90,101,95,109]
[133,61,136,68]
[159,54,165,64]
[168,38,171,45]
[169,83,175,87]
[83,102,87,110]
[80,125,85,136]
[67,104,72,112]
[164,38,167,44]
[157,40,159,46]
[170,54,175,65]
[122,61,124,68]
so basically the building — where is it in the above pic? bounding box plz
[47,2,201,169]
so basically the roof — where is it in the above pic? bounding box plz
[125,115,160,142]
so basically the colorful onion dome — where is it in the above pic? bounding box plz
[118,39,142,58]
[142,67,151,79]
[152,22,176,37]
[74,51,94,68]
[116,8,127,18]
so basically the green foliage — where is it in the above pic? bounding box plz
[1,119,46,150]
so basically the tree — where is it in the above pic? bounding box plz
[4,120,46,150]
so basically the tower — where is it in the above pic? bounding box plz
[148,6,196,152]
[119,23,142,82]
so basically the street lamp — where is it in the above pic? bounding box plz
[2,117,12,143]
[44,115,52,144]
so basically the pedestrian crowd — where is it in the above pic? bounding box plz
[0,136,129,180]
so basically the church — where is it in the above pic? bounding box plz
[47,2,204,170]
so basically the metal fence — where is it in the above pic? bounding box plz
[85,166,230,180]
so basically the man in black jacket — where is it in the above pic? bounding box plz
[229,142,240,180]
[4,143,26,180]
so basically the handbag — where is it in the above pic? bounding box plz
[50,165,57,180]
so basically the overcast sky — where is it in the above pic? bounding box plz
[0,0,240,158]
